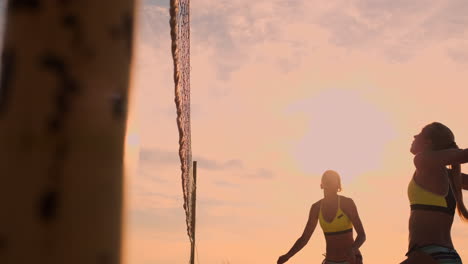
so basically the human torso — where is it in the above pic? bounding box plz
[319,196,356,261]
[407,168,455,251]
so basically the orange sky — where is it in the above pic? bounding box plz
[124,0,468,263]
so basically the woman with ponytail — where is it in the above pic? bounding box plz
[401,122,468,264]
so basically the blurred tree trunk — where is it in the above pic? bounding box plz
[0,1,135,263]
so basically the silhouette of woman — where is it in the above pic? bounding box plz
[401,122,468,264]
[277,170,366,264]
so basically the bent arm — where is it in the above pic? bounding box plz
[281,203,319,260]
[346,199,366,251]
[415,149,468,168]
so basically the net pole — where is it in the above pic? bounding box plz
[190,160,197,264]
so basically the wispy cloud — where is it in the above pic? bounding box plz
[213,180,240,188]
[196,157,244,170]
[315,0,468,62]
[136,0,468,82]
[137,148,275,184]
[447,46,468,64]
[138,148,244,170]
[244,168,275,179]
[135,167,168,183]
[143,0,168,8]
[139,148,179,164]
[164,0,310,80]
[138,2,170,48]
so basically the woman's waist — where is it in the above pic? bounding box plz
[409,211,454,250]
[324,231,354,244]
[409,210,454,227]
[324,236,355,259]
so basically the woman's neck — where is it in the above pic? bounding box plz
[323,190,338,199]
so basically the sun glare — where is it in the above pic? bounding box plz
[289,89,396,183]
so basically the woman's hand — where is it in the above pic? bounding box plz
[277,254,290,264]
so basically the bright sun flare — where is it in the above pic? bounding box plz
[290,89,396,183]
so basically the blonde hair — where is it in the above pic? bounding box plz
[321,170,342,192]
[423,122,468,222]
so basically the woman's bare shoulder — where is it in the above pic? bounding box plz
[339,195,353,202]
[339,195,356,208]
[311,200,322,209]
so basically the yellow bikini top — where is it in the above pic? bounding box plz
[318,196,353,235]
[407,178,456,215]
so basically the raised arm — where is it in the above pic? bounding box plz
[414,149,468,168]
[277,202,320,264]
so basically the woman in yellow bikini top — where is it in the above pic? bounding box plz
[277,170,366,264]
[319,195,353,236]
[407,177,456,215]
[401,122,468,264]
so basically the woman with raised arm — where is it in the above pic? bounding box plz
[277,170,366,264]
[401,122,468,264]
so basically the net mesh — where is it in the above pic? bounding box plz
[169,0,194,257]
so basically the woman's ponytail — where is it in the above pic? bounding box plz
[448,143,468,222]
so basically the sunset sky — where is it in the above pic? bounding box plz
[124,0,468,263]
